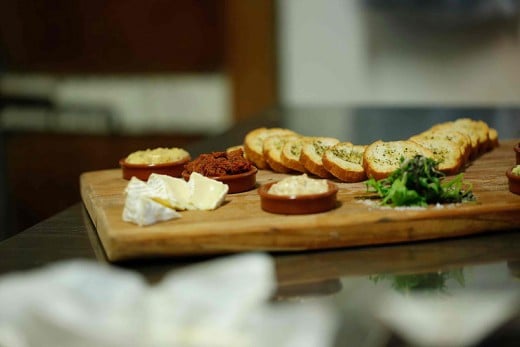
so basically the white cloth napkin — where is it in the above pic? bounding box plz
[0,254,338,347]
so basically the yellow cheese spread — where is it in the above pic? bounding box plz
[125,147,189,165]
[268,174,329,196]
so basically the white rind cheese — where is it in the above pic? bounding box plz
[147,173,191,210]
[122,194,181,226]
[122,173,228,226]
[187,172,229,210]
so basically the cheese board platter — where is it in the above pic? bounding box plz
[80,139,520,262]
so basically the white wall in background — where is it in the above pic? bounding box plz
[1,74,231,134]
[278,0,520,107]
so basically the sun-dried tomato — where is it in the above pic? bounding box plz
[184,148,252,177]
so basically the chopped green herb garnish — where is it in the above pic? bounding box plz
[313,141,327,155]
[365,155,475,207]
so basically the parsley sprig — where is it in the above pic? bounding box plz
[365,155,475,207]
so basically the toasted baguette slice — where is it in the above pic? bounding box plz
[450,118,490,159]
[227,144,244,152]
[280,137,310,173]
[488,128,499,149]
[410,129,471,167]
[363,140,434,180]
[430,121,478,160]
[243,127,297,169]
[263,135,301,173]
[409,137,464,175]
[322,142,367,182]
[226,145,247,159]
[300,137,340,178]
[459,118,490,155]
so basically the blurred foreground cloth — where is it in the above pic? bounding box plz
[1,253,519,347]
[0,254,338,347]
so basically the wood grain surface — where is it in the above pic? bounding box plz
[80,139,520,261]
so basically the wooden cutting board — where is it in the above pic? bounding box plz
[80,139,520,261]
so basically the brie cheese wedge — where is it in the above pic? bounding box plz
[147,173,191,210]
[122,191,181,226]
[187,172,229,210]
[122,173,228,226]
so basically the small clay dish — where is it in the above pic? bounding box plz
[119,157,189,181]
[506,167,520,195]
[182,167,258,194]
[514,142,520,165]
[258,181,338,215]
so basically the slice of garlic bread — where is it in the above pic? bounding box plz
[410,129,471,167]
[322,142,367,182]
[488,128,499,150]
[300,137,340,178]
[363,140,434,180]
[263,134,301,173]
[409,137,464,175]
[226,145,247,159]
[451,118,490,159]
[243,127,297,169]
[280,137,310,173]
[430,121,478,160]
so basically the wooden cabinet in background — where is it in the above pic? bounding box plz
[0,0,277,236]
[0,0,277,121]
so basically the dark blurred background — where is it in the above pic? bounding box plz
[0,0,277,237]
